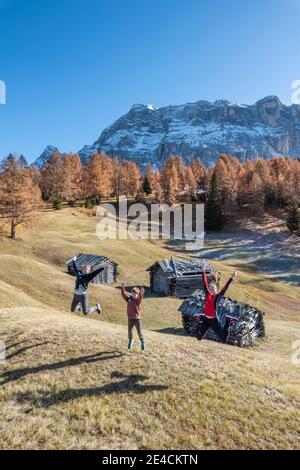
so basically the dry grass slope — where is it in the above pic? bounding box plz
[0,308,299,450]
[0,208,299,449]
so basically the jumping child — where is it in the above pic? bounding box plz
[71,256,103,315]
[196,269,238,343]
[121,284,145,350]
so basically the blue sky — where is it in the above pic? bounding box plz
[0,0,299,162]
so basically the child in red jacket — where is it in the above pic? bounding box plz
[121,284,145,350]
[196,269,237,343]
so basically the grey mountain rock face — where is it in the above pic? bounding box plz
[78,96,300,167]
[34,145,60,169]
[34,97,300,168]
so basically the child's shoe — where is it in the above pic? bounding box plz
[128,339,134,350]
[141,340,145,351]
[96,304,102,315]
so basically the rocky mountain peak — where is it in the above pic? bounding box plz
[34,145,59,169]
[33,96,300,169]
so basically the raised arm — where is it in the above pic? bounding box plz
[219,270,237,297]
[86,267,104,283]
[121,284,129,302]
[136,287,145,306]
[72,257,79,276]
[202,271,209,293]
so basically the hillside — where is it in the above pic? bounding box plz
[0,307,299,450]
[0,208,299,449]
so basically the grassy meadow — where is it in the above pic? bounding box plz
[0,208,299,449]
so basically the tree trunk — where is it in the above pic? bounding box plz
[11,221,16,240]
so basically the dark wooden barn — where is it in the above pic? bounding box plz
[66,253,118,285]
[147,258,217,298]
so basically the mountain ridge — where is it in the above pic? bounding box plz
[34,96,300,168]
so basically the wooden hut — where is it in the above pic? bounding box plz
[179,291,265,347]
[66,253,118,285]
[147,258,217,298]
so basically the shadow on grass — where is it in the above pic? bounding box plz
[163,239,203,254]
[4,331,25,343]
[191,238,300,286]
[16,372,168,407]
[6,339,31,350]
[5,335,51,350]
[0,351,123,386]
[154,327,187,337]
[6,342,49,360]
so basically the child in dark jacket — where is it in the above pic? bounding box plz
[71,256,104,315]
[121,284,145,350]
[196,269,237,343]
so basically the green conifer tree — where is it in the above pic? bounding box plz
[205,171,224,231]
[286,200,300,234]
[143,174,152,195]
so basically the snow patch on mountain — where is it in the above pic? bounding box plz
[34,145,59,169]
[146,104,157,111]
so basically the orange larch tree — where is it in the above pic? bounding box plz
[63,153,84,203]
[0,155,42,239]
[41,152,69,202]
[84,152,113,200]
